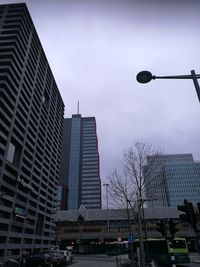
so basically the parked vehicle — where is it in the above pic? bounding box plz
[58,250,73,264]
[26,250,65,267]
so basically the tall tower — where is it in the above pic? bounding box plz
[59,114,101,210]
[0,3,64,261]
[145,154,200,207]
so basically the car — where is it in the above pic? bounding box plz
[26,251,51,267]
[26,250,65,267]
[58,250,73,264]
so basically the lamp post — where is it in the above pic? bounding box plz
[103,183,109,210]
[103,183,110,249]
[136,70,200,102]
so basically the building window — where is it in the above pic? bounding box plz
[7,139,22,167]
[42,90,50,110]
[7,143,15,163]
[36,213,44,235]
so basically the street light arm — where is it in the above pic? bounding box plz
[137,70,200,84]
[136,70,200,102]
[154,74,200,80]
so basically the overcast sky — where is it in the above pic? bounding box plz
[1,0,200,205]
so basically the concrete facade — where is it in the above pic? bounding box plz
[0,3,64,262]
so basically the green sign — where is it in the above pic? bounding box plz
[15,207,27,218]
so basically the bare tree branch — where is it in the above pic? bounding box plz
[108,141,163,208]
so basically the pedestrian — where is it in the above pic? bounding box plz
[20,250,27,267]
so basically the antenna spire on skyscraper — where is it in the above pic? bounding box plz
[77,101,79,114]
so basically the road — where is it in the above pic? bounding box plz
[71,255,117,267]
[71,254,200,267]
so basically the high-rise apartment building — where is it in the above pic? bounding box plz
[59,114,101,210]
[145,154,200,208]
[0,3,64,261]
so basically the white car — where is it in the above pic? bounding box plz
[59,250,73,264]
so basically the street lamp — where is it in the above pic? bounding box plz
[103,183,109,210]
[136,70,200,102]
[103,183,110,248]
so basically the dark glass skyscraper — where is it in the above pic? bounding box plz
[0,3,64,261]
[59,114,102,210]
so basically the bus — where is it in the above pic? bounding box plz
[129,238,190,265]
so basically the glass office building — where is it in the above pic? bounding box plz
[0,3,64,261]
[59,114,101,210]
[145,154,200,207]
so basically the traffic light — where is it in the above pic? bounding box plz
[169,219,179,238]
[177,199,197,232]
[156,219,166,237]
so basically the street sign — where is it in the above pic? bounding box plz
[128,233,135,243]
[14,207,27,219]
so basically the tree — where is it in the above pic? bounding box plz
[108,141,163,267]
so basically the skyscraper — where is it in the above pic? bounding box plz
[0,3,64,261]
[59,114,102,210]
[145,154,200,208]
